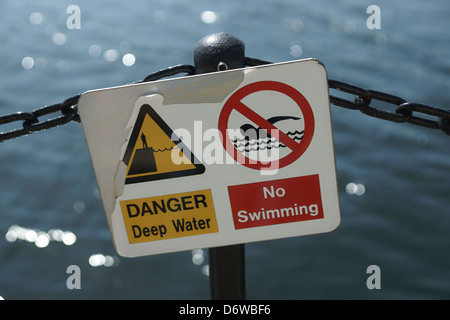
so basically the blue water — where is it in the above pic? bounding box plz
[1,0,450,299]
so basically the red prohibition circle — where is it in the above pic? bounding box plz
[218,81,315,170]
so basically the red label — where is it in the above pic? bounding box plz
[228,175,324,229]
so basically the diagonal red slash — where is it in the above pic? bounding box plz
[218,80,314,170]
[234,101,299,151]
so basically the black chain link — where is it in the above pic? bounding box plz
[328,80,450,134]
[0,64,195,142]
[1,59,449,142]
[0,98,80,141]
[249,58,450,136]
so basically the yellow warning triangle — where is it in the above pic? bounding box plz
[122,104,205,184]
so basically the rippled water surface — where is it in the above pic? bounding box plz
[0,0,449,299]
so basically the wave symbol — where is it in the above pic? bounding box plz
[232,130,304,152]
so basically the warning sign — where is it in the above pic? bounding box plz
[218,81,315,171]
[228,175,324,229]
[78,58,341,257]
[120,189,219,244]
[122,104,205,184]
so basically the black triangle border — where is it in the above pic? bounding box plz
[122,104,205,184]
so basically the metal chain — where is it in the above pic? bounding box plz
[328,80,450,135]
[0,96,80,141]
[0,64,196,142]
[1,59,449,142]
[247,57,450,136]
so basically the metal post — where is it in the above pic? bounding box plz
[194,33,246,300]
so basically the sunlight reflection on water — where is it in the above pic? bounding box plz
[5,225,76,248]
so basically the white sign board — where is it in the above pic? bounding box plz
[78,59,340,257]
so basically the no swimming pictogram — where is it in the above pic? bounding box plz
[218,81,315,170]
